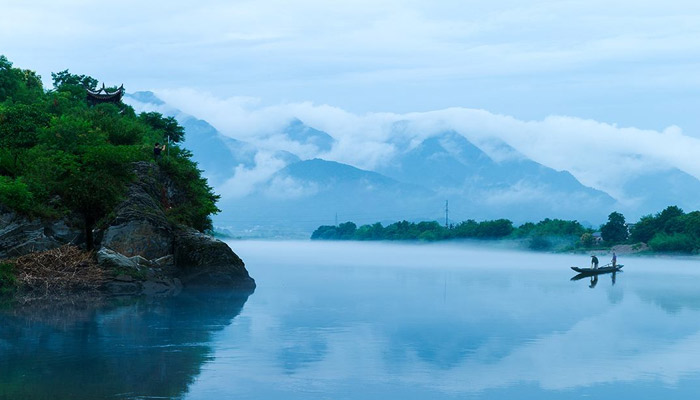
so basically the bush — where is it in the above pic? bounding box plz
[0,176,34,213]
[580,233,595,248]
[158,149,220,232]
[648,232,697,253]
[311,225,340,240]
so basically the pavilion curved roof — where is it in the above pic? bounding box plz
[86,83,124,103]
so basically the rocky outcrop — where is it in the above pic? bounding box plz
[174,228,254,289]
[0,206,80,259]
[98,161,255,291]
[1,161,255,294]
[100,162,173,259]
[96,248,140,270]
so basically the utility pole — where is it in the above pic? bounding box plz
[335,212,338,227]
[445,200,449,228]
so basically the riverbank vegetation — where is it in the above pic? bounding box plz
[311,205,700,254]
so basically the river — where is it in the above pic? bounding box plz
[2,240,700,399]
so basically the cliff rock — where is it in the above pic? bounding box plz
[1,161,255,293]
[0,206,80,259]
[174,227,254,289]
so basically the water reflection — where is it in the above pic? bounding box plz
[4,241,700,400]
[0,289,251,400]
[570,270,620,288]
[181,241,700,400]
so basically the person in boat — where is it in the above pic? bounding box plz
[611,252,617,268]
[590,255,599,269]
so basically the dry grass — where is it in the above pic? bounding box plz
[11,245,107,295]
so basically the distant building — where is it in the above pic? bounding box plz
[86,83,124,106]
[592,231,604,243]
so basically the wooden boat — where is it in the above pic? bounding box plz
[570,265,623,275]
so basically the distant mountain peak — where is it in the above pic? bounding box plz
[283,119,336,152]
[125,91,165,106]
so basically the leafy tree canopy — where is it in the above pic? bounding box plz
[601,211,628,244]
[0,55,220,248]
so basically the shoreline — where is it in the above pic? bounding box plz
[230,237,699,258]
[0,244,256,298]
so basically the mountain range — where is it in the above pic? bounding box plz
[125,92,700,236]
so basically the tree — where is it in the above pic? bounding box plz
[0,55,19,102]
[475,219,513,238]
[311,225,340,240]
[0,103,47,175]
[580,232,595,248]
[138,112,185,144]
[601,211,628,244]
[630,214,657,243]
[355,223,384,240]
[51,69,98,91]
[0,55,44,104]
[59,146,137,250]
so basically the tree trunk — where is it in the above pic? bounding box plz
[84,214,95,251]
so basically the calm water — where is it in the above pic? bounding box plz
[3,241,700,399]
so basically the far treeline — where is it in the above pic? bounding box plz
[0,55,219,249]
[311,206,700,254]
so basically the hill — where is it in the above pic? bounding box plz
[0,56,254,293]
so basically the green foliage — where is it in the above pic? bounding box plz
[630,214,657,243]
[139,111,185,143]
[579,232,595,248]
[648,232,696,253]
[0,55,43,103]
[312,218,512,241]
[0,103,49,175]
[628,206,700,253]
[453,219,513,238]
[519,218,586,237]
[51,69,98,91]
[355,222,385,240]
[0,55,221,238]
[90,103,148,146]
[601,211,628,244]
[309,206,700,254]
[632,207,700,253]
[0,262,17,294]
[311,222,358,240]
[0,176,33,213]
[158,148,220,232]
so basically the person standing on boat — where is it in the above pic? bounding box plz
[611,252,617,268]
[591,255,599,269]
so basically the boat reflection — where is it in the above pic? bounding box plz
[571,269,620,288]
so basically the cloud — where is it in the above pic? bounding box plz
[5,0,700,133]
[152,89,700,203]
[217,151,287,198]
[264,176,319,199]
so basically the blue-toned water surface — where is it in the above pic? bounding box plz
[3,240,700,399]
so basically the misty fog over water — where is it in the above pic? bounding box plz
[4,240,700,399]
[181,241,700,399]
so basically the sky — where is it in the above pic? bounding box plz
[5,0,700,210]
[4,0,700,133]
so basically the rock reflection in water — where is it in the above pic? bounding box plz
[0,289,251,400]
